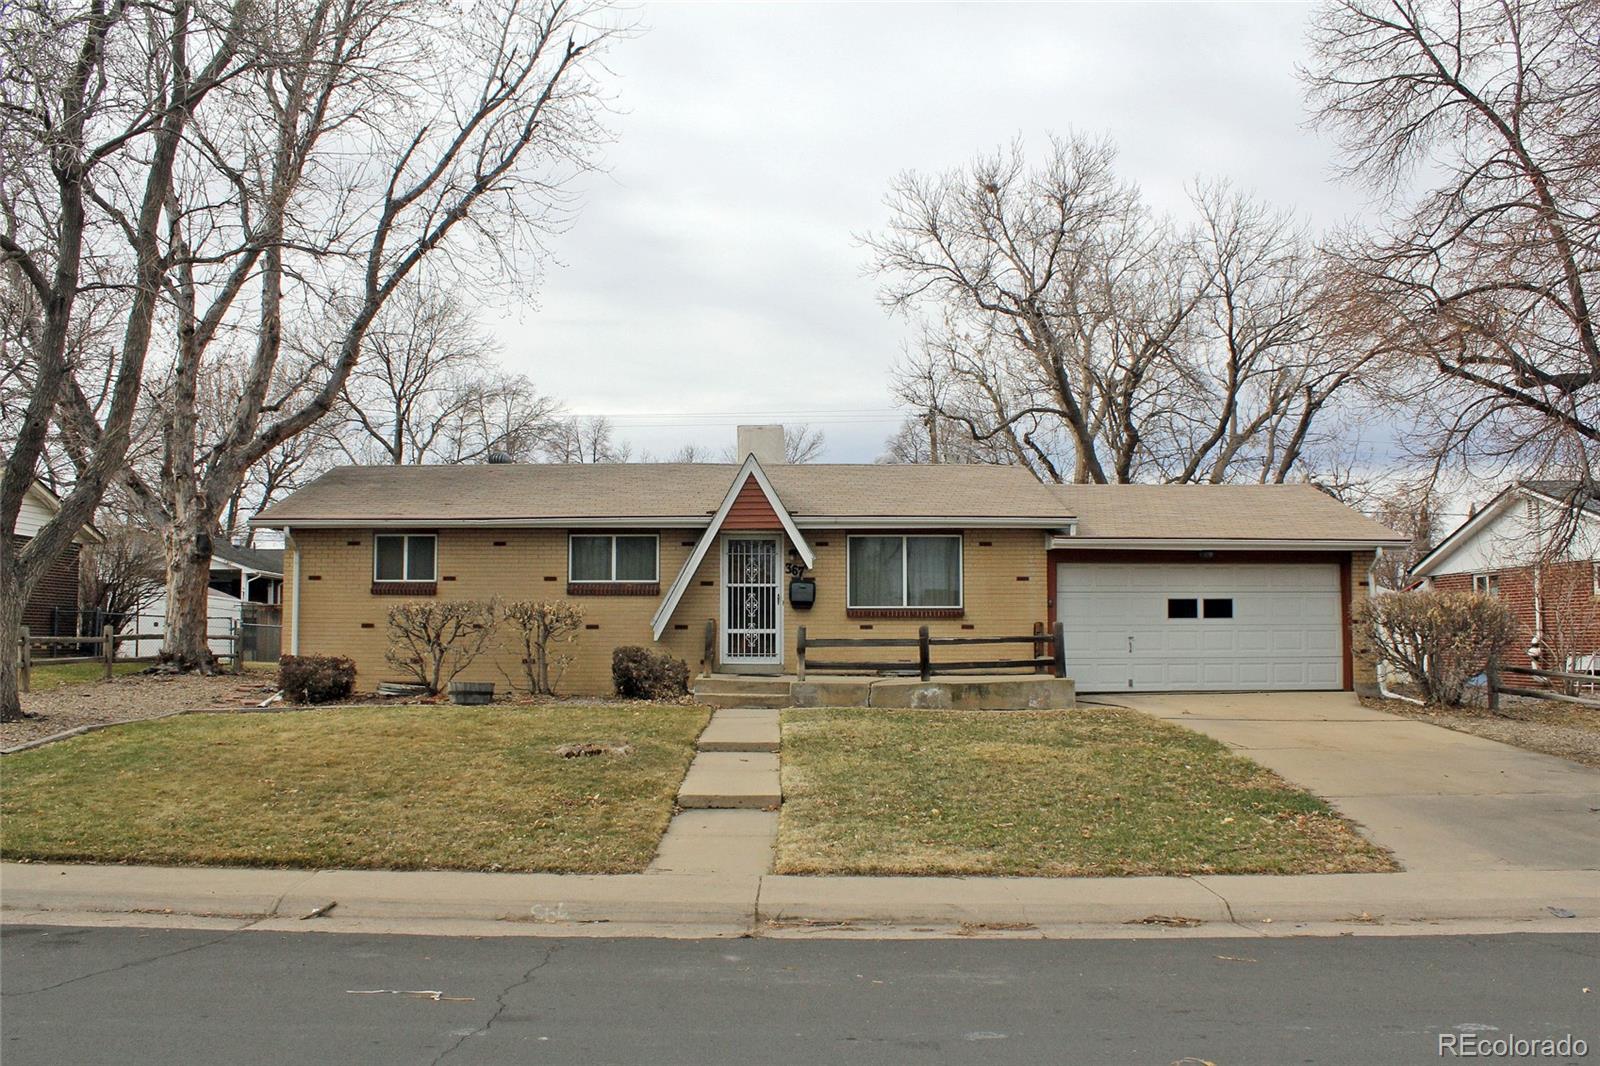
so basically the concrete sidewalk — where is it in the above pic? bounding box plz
[5,860,1596,939]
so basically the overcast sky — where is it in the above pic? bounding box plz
[481,1,1374,463]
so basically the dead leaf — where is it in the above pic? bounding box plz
[1126,914,1203,928]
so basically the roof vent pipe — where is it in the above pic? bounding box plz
[736,424,785,466]
[486,451,514,464]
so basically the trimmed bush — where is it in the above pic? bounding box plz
[278,654,356,704]
[612,646,690,700]
[1357,590,1517,706]
[384,599,499,695]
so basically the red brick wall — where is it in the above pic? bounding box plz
[1432,562,1600,669]
[14,535,81,635]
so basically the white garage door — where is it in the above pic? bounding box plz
[1056,561,1343,692]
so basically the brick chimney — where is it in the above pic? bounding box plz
[736,424,785,465]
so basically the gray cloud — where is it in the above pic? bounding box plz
[481,2,1369,461]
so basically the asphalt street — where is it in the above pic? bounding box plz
[2,925,1595,1065]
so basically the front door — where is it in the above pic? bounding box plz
[722,536,782,666]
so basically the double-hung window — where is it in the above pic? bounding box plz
[847,535,962,609]
[569,534,659,583]
[374,533,436,583]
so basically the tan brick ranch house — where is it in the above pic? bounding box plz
[252,426,1408,696]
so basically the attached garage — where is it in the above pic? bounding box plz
[1055,560,1344,692]
[1046,484,1413,696]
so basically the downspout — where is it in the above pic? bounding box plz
[289,537,301,656]
[1373,546,1425,705]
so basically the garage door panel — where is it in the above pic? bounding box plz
[1057,561,1345,693]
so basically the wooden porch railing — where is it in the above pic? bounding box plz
[796,621,1066,681]
[1487,663,1600,711]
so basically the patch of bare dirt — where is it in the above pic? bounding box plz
[1361,694,1600,769]
[7,673,281,748]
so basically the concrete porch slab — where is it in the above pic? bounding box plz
[786,674,1076,710]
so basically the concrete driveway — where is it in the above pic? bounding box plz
[1104,692,1600,874]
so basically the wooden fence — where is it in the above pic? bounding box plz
[1487,663,1600,711]
[15,624,248,694]
[797,622,1066,681]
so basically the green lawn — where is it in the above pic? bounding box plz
[24,660,149,690]
[1,704,709,873]
[777,707,1395,877]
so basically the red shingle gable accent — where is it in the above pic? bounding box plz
[723,475,782,530]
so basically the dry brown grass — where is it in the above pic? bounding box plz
[777,707,1395,877]
[2,703,708,873]
[1361,694,1600,768]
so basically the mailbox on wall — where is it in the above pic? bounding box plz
[788,579,816,609]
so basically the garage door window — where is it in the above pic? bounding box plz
[1203,598,1234,619]
[1167,598,1199,619]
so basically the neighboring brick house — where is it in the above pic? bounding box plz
[15,481,103,637]
[1409,481,1600,672]
[251,425,1407,697]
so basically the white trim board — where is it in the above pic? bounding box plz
[650,455,813,641]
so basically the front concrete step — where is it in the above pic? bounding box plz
[696,692,791,710]
[693,675,793,695]
[677,751,781,810]
[697,707,780,753]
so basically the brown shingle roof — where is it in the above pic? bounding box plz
[1049,483,1408,544]
[252,463,1071,525]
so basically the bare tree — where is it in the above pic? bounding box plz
[79,524,166,623]
[0,0,255,718]
[432,372,564,464]
[867,135,1364,484]
[54,0,620,672]
[338,280,563,465]
[1304,0,1600,492]
[667,442,715,462]
[709,423,826,463]
[782,424,826,463]
[1352,478,1443,589]
[543,415,630,462]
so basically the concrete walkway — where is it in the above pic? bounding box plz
[1103,692,1600,875]
[675,707,782,810]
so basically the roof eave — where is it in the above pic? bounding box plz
[1049,536,1413,551]
[250,515,718,530]
[252,514,1076,530]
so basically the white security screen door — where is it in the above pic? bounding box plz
[723,536,782,665]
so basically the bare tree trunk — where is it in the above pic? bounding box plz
[160,520,217,672]
[1,562,22,720]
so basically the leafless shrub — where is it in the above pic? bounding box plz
[1358,590,1517,706]
[384,600,500,695]
[500,599,585,697]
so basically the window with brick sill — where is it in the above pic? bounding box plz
[566,581,660,596]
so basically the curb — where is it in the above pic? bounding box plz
[4,863,1595,939]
